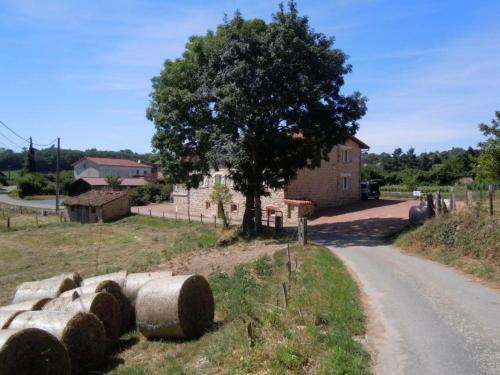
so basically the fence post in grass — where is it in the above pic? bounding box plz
[426,194,435,218]
[7,217,10,229]
[436,192,442,216]
[282,282,289,307]
[466,190,473,211]
[213,215,216,228]
[450,188,456,212]
[162,211,165,218]
[286,243,292,277]
[298,217,307,246]
[489,185,494,216]
[149,209,152,217]
[35,214,38,227]
[200,214,203,224]
[59,212,62,223]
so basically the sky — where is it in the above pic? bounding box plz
[0,0,499,154]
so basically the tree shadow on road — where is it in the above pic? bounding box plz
[310,199,408,219]
[310,217,410,248]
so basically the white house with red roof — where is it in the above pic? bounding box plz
[72,157,153,179]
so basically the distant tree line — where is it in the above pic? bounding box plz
[362,147,479,188]
[0,147,155,173]
[363,111,499,187]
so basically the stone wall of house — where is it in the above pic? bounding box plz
[171,138,363,225]
[286,138,362,208]
[101,195,130,222]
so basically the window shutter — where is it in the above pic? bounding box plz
[348,150,352,163]
[337,176,340,191]
[337,148,341,163]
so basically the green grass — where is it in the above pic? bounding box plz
[396,207,500,286]
[0,214,221,304]
[107,245,371,374]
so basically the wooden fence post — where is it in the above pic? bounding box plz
[489,185,494,216]
[282,282,289,307]
[7,217,10,229]
[149,210,152,217]
[35,215,38,227]
[298,217,307,246]
[435,192,442,216]
[200,214,203,224]
[286,244,292,277]
[213,215,216,228]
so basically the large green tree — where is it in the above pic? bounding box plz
[147,2,367,233]
[475,111,500,183]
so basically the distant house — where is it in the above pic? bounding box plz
[172,135,369,224]
[64,190,129,223]
[72,157,153,179]
[69,177,151,196]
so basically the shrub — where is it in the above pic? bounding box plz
[129,182,172,206]
[15,173,53,198]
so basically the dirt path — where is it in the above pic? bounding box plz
[157,240,286,277]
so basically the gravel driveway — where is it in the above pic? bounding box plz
[310,200,500,375]
[0,186,58,210]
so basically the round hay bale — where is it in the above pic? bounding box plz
[12,275,77,304]
[409,206,427,224]
[61,280,131,333]
[0,298,51,312]
[82,270,127,288]
[135,275,214,339]
[9,311,106,374]
[0,311,23,329]
[123,271,174,305]
[43,292,121,349]
[0,328,71,375]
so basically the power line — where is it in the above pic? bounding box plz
[0,120,30,143]
[0,119,57,148]
[0,130,25,150]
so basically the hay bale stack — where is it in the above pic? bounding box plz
[82,270,127,288]
[43,292,121,349]
[12,275,78,304]
[9,311,106,374]
[61,280,130,333]
[0,328,71,375]
[123,271,174,306]
[0,298,52,312]
[136,275,214,339]
[0,311,23,329]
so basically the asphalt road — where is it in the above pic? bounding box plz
[0,186,58,210]
[312,234,500,375]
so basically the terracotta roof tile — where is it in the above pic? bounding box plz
[78,177,148,187]
[284,199,315,206]
[72,157,152,168]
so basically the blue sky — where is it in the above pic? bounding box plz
[1,0,499,154]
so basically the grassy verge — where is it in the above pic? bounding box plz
[0,214,220,304]
[396,208,500,286]
[107,245,370,374]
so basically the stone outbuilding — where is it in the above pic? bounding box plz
[64,190,130,223]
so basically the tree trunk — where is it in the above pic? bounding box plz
[242,192,255,234]
[254,188,262,234]
[218,201,228,228]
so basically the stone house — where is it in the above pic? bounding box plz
[171,135,369,224]
[72,157,153,179]
[64,190,130,223]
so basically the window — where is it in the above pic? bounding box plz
[91,207,96,213]
[201,176,209,188]
[287,205,296,219]
[342,176,351,191]
[214,175,222,185]
[230,203,238,213]
[205,201,211,209]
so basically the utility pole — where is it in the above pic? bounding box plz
[55,137,60,212]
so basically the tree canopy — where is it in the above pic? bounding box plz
[474,111,500,183]
[147,2,367,233]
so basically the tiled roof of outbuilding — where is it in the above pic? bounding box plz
[64,190,128,207]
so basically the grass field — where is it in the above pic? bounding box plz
[0,213,370,373]
[0,214,220,304]
[105,245,370,375]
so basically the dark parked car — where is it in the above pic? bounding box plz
[361,182,380,200]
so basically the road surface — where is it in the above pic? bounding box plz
[0,186,58,210]
[310,200,500,375]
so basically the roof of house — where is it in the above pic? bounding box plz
[64,190,128,207]
[75,177,149,187]
[290,132,369,150]
[72,157,152,168]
